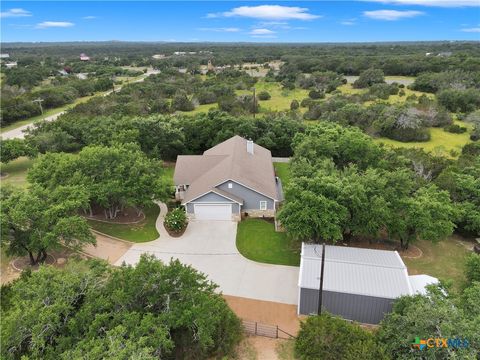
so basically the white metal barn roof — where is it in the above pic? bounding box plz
[409,275,439,295]
[299,244,414,299]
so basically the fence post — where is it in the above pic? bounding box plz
[276,325,278,339]
[255,322,257,336]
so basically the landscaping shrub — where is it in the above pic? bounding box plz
[295,314,387,360]
[257,90,271,100]
[308,90,325,99]
[444,124,467,134]
[290,99,300,110]
[164,207,188,233]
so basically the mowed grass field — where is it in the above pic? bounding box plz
[375,120,473,158]
[403,236,472,293]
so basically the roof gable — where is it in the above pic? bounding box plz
[175,136,278,203]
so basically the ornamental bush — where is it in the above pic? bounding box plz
[295,314,387,360]
[444,124,467,134]
[164,207,188,232]
[257,90,271,100]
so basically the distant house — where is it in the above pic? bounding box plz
[174,136,282,221]
[298,244,438,324]
[80,53,90,61]
[4,62,17,69]
[0,53,10,59]
[437,51,452,57]
[174,51,186,56]
[152,54,166,59]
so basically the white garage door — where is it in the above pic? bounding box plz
[194,204,232,221]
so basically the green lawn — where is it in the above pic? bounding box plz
[274,162,291,188]
[236,218,300,266]
[1,156,35,188]
[238,81,309,112]
[375,120,472,158]
[87,204,160,242]
[402,236,471,293]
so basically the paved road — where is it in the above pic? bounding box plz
[1,69,160,140]
[115,203,299,305]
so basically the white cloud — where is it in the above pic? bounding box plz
[364,10,424,20]
[341,18,357,25]
[364,0,479,7]
[249,28,276,35]
[1,8,32,18]
[208,5,320,21]
[82,16,97,20]
[461,27,480,32]
[198,27,241,32]
[36,21,75,29]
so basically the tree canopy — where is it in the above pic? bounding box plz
[0,255,242,359]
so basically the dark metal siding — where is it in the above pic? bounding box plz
[299,288,394,324]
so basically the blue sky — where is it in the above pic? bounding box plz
[1,1,479,42]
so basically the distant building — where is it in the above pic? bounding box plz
[437,51,452,57]
[0,53,10,59]
[425,52,432,56]
[80,53,90,61]
[298,244,438,324]
[58,69,69,76]
[174,51,186,56]
[152,54,166,59]
[5,62,17,68]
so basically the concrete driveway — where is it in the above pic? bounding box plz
[115,219,299,305]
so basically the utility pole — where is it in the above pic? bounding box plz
[32,98,44,115]
[252,87,256,118]
[317,243,326,315]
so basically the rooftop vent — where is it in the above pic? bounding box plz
[246,139,254,155]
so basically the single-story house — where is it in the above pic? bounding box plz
[174,135,282,221]
[298,243,438,324]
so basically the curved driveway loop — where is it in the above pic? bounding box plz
[115,217,299,305]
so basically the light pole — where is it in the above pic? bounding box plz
[317,243,326,315]
[252,87,256,118]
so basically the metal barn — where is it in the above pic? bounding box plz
[297,244,437,324]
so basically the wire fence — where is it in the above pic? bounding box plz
[242,320,295,339]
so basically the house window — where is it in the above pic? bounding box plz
[228,182,233,189]
[260,201,267,210]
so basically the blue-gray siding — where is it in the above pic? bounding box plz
[217,181,274,210]
[186,192,239,214]
[299,288,394,324]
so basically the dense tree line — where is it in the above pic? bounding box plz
[0,255,242,359]
[1,76,114,126]
[278,122,479,248]
[24,110,304,159]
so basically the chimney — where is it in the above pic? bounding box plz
[246,139,254,155]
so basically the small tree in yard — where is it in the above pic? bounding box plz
[164,208,188,233]
[257,90,271,100]
[1,185,95,265]
[290,99,300,110]
[0,139,35,165]
[295,314,387,360]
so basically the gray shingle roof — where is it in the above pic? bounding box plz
[299,244,413,299]
[174,136,278,203]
